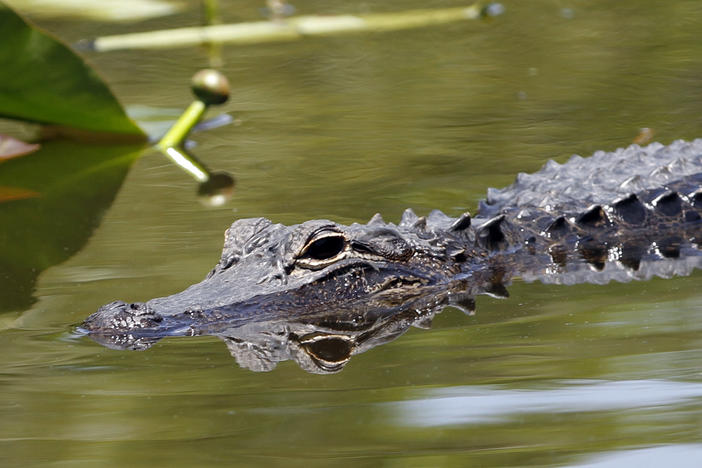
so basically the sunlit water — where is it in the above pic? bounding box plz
[2,1,702,466]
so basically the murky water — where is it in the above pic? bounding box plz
[2,1,702,466]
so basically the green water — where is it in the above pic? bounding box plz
[2,1,702,466]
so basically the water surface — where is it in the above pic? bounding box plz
[2,1,702,466]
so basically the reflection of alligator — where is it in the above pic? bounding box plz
[83,140,702,372]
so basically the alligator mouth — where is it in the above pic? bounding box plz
[285,256,439,290]
[376,275,429,290]
[83,257,442,336]
[287,256,379,278]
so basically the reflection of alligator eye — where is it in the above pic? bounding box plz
[296,233,348,269]
[300,336,354,373]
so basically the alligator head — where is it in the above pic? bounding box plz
[82,209,491,349]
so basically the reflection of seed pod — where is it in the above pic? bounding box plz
[198,172,236,207]
[191,69,230,105]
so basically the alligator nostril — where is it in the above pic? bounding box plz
[83,300,162,334]
[123,302,151,315]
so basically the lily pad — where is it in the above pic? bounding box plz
[0,3,145,137]
[0,134,40,161]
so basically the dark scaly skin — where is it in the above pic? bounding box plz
[82,140,702,371]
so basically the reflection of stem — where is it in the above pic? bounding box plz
[156,69,234,205]
[156,145,235,206]
[202,0,221,24]
[202,0,223,67]
[161,146,210,182]
[157,100,207,150]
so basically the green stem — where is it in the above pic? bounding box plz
[157,100,207,150]
[91,4,485,51]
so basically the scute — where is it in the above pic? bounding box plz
[613,194,647,224]
[480,139,702,216]
[652,192,683,217]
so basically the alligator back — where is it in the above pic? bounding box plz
[472,140,702,286]
[479,139,702,216]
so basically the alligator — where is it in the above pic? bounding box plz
[82,139,702,372]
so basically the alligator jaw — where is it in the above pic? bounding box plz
[82,253,456,349]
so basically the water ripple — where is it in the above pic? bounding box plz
[391,380,702,427]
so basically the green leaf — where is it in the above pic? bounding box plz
[0,2,145,136]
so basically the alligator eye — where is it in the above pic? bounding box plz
[303,236,345,260]
[296,233,347,269]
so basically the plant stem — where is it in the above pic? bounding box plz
[157,100,207,150]
[91,4,485,51]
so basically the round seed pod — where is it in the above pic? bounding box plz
[191,69,230,105]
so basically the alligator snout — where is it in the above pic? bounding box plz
[83,300,163,332]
